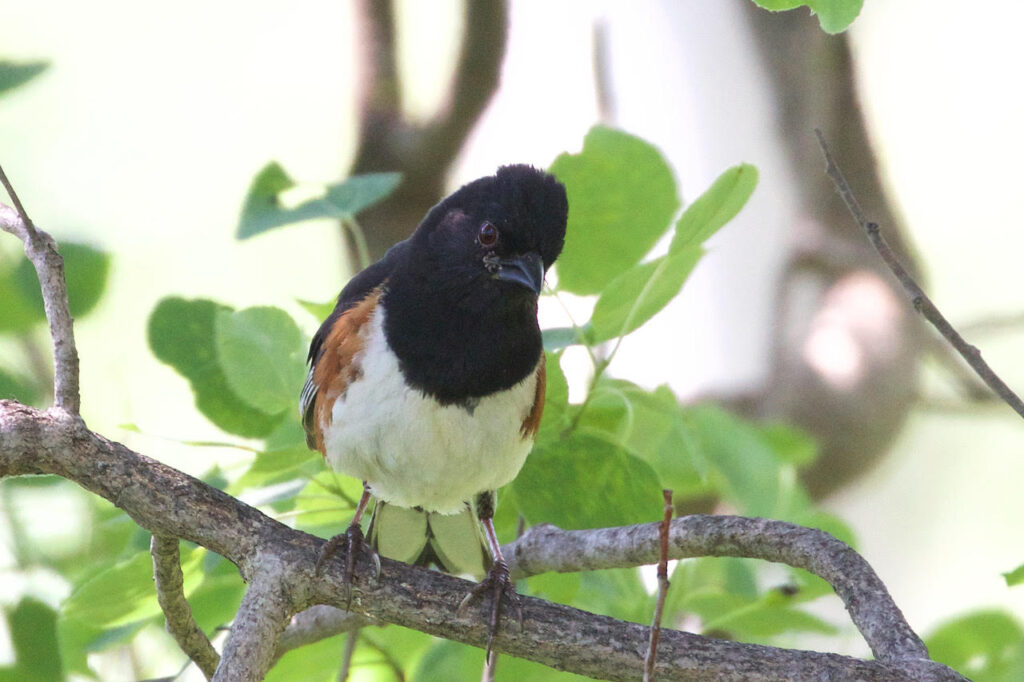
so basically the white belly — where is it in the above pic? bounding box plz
[321,309,537,514]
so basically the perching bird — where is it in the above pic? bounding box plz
[300,164,568,652]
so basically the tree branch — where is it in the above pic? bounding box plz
[151,534,220,679]
[0,177,80,414]
[506,519,923,664]
[214,559,295,682]
[0,192,965,680]
[0,401,966,681]
[275,605,369,659]
[815,130,1024,421]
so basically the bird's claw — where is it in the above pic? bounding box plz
[316,522,381,609]
[458,559,522,658]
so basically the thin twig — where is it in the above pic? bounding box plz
[0,164,39,236]
[814,129,1024,421]
[337,629,359,682]
[643,490,674,682]
[151,535,220,679]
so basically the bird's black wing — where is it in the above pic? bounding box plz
[300,240,408,447]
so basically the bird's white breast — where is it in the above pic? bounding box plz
[321,307,537,514]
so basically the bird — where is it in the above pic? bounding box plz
[300,164,568,654]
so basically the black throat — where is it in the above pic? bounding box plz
[381,269,542,407]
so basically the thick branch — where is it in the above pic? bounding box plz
[0,196,80,413]
[151,534,220,679]
[0,401,965,681]
[214,560,294,682]
[815,130,1024,421]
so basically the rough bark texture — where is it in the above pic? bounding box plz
[0,400,966,681]
[152,534,220,679]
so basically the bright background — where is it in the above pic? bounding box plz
[2,0,1023,677]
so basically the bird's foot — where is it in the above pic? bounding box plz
[316,522,381,608]
[458,559,522,658]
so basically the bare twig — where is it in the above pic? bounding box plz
[643,490,673,682]
[0,192,80,414]
[151,534,220,679]
[337,630,358,682]
[0,164,38,235]
[815,130,1024,421]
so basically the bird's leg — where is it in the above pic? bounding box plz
[458,491,522,658]
[316,482,381,603]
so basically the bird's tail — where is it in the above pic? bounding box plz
[367,500,490,579]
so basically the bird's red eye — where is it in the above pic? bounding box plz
[478,221,498,247]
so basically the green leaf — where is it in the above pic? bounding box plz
[541,326,583,351]
[757,422,818,468]
[926,610,1024,682]
[550,126,680,295]
[576,567,652,623]
[237,162,400,239]
[2,242,111,332]
[514,431,662,529]
[232,446,322,492]
[1005,563,1024,588]
[670,164,758,253]
[63,546,203,627]
[237,162,322,239]
[187,567,245,633]
[686,404,804,518]
[265,633,346,682]
[3,598,62,681]
[0,60,49,96]
[215,306,306,414]
[297,297,336,322]
[0,367,40,404]
[322,172,401,217]
[0,262,41,333]
[416,638,590,682]
[748,0,863,34]
[148,297,285,437]
[575,380,707,500]
[589,246,702,342]
[14,242,111,320]
[525,571,581,606]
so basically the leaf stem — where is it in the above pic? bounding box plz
[341,216,373,270]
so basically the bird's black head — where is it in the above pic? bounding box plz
[383,165,567,405]
[408,164,568,296]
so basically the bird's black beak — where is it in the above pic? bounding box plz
[496,252,544,294]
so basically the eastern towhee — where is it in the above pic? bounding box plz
[300,165,568,653]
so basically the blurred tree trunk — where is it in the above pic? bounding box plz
[736,3,925,497]
[345,0,508,266]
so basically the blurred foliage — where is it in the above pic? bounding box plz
[0,60,49,98]
[748,0,864,33]
[1,113,1016,680]
[926,611,1024,682]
